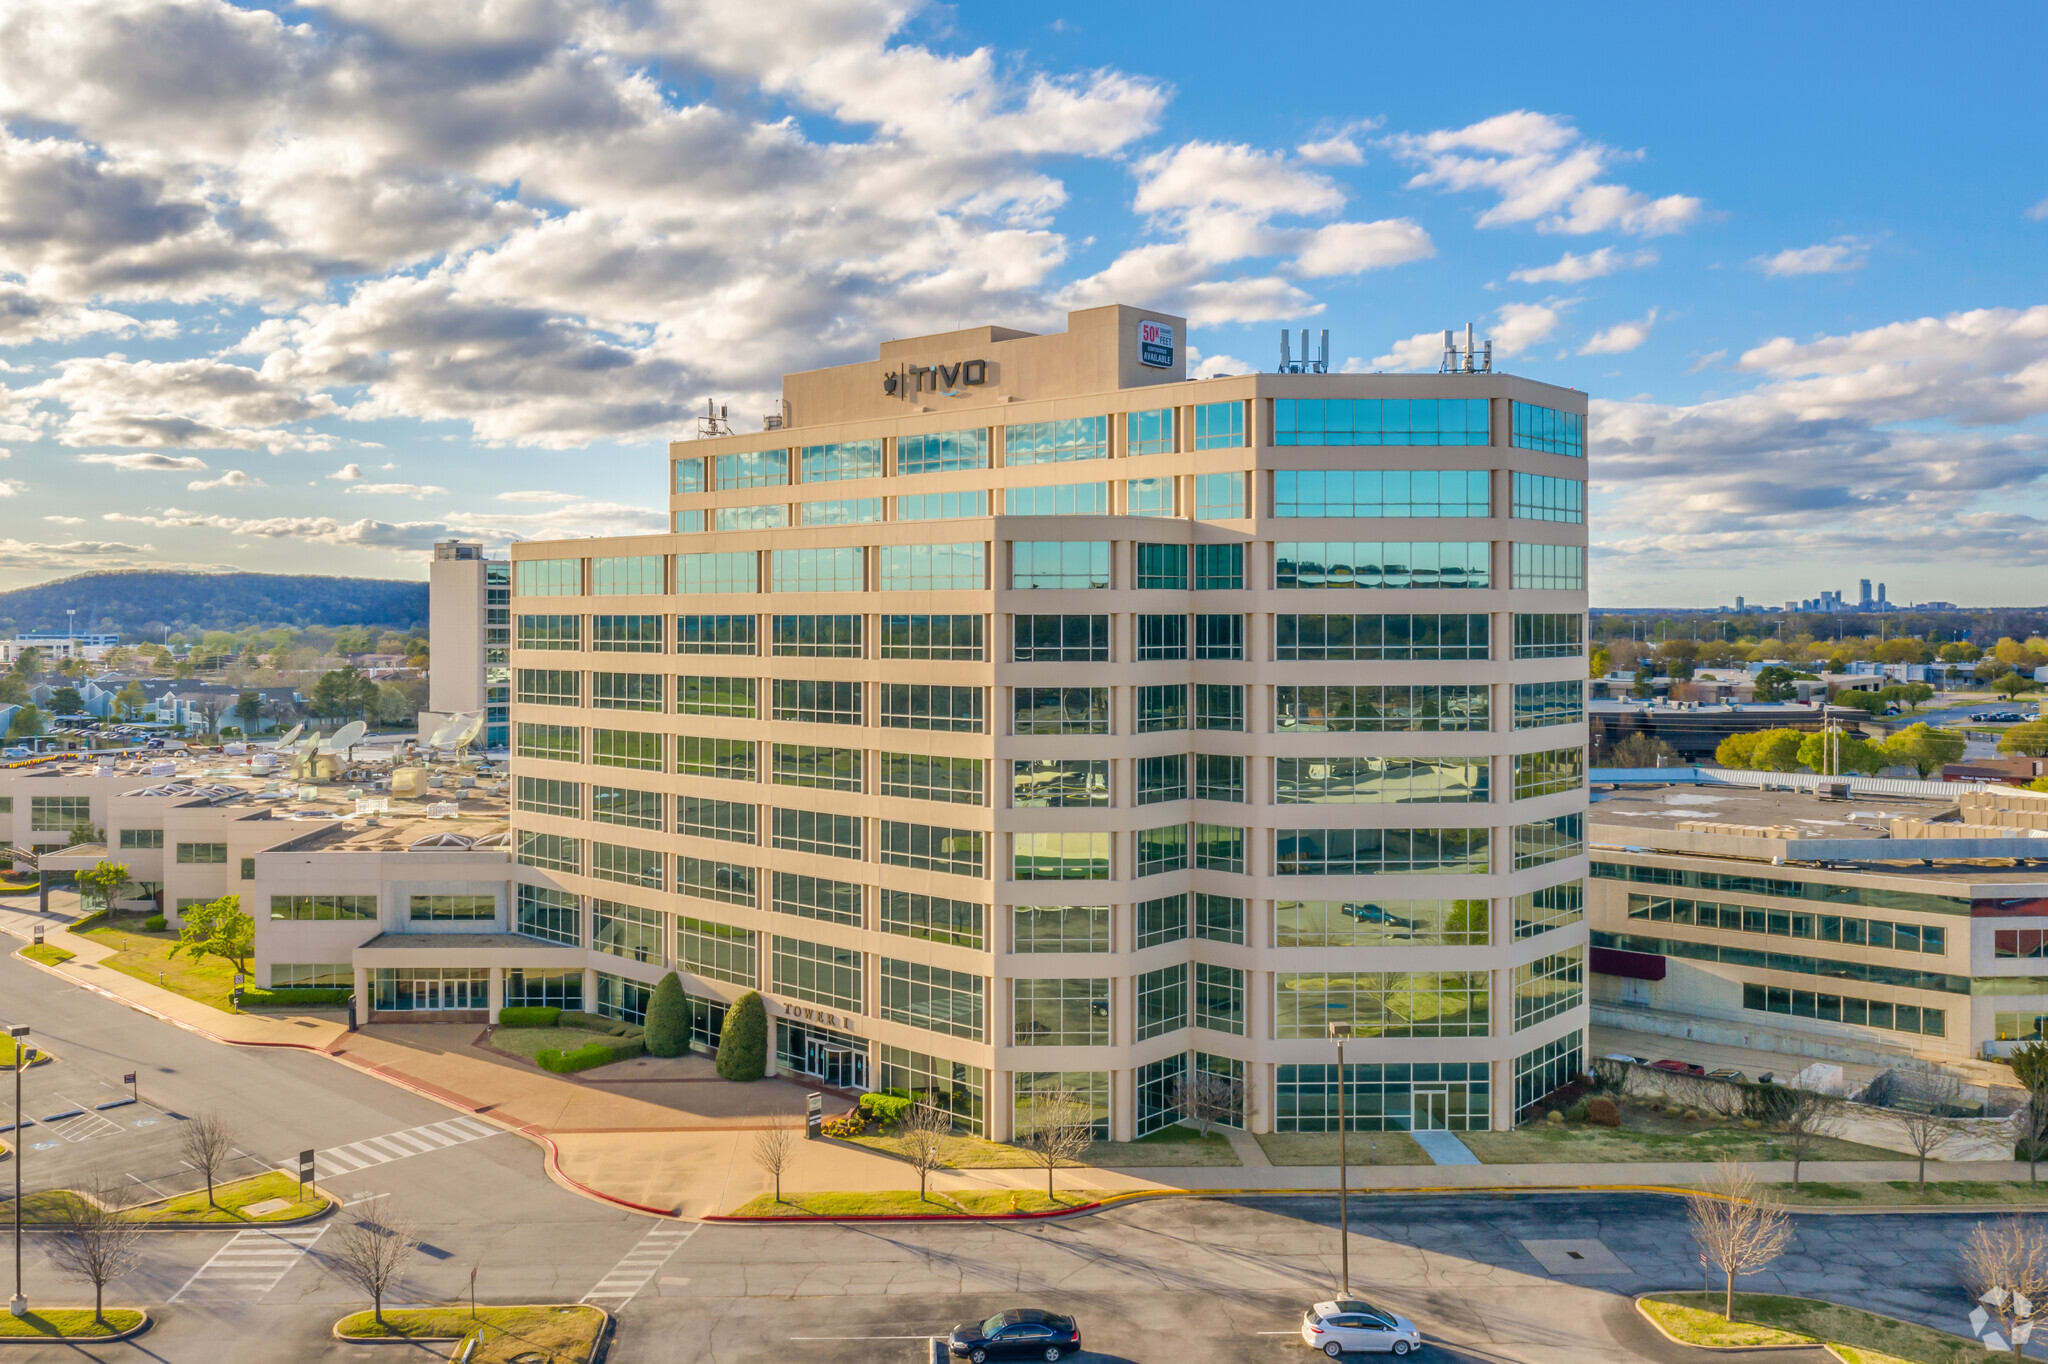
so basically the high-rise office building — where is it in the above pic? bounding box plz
[426,539,510,748]
[1859,578,1872,609]
[506,304,1591,1139]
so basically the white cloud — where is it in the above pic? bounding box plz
[1367,331,1450,371]
[496,489,580,503]
[42,514,83,524]
[1493,302,1564,355]
[1295,134,1365,167]
[1189,353,1249,379]
[1509,246,1657,284]
[344,482,447,497]
[1580,308,1657,355]
[0,478,22,496]
[186,468,262,490]
[1755,238,1868,277]
[31,357,340,453]
[2030,195,2048,222]
[1388,110,1703,236]
[78,451,208,471]
[1290,220,1434,277]
[327,462,363,481]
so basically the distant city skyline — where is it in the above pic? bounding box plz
[0,3,2043,604]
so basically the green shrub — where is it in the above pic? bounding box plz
[716,991,767,1081]
[561,1010,629,1036]
[859,1093,913,1124]
[537,1044,614,1074]
[644,973,691,1058]
[71,907,109,931]
[1565,1099,1591,1124]
[242,987,351,1008]
[143,914,167,932]
[497,1006,561,1028]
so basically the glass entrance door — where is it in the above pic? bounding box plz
[806,1038,866,1090]
[1413,1085,1450,1130]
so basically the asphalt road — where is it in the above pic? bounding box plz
[0,932,2032,1363]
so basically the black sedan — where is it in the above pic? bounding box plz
[947,1308,1082,1362]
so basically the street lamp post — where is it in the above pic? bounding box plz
[1328,1021,1352,1297]
[9,1023,28,1318]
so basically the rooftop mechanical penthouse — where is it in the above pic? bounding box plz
[506,303,1592,1141]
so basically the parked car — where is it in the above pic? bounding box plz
[1650,1059,1706,1077]
[947,1308,1082,1362]
[1601,1053,1645,1066]
[1706,1068,1747,1082]
[1301,1300,1423,1356]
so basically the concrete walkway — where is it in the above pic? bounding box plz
[6,895,2044,1220]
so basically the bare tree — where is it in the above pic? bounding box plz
[1173,1070,1247,1135]
[179,1110,236,1206]
[1961,1217,2048,1354]
[1685,1158,1795,1320]
[1886,1072,1965,1187]
[329,1211,421,1326]
[47,1175,146,1325]
[1776,1088,1846,1190]
[897,1100,953,1203]
[1020,1085,1095,1201]
[752,1125,795,1204]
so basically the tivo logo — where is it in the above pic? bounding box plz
[883,359,988,396]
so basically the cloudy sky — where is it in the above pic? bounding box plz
[0,1,2043,606]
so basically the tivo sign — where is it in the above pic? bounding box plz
[883,360,987,397]
[1138,319,1175,369]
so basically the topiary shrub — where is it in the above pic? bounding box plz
[143,914,167,932]
[644,972,691,1058]
[1586,1096,1621,1127]
[537,1043,613,1074]
[715,991,767,1081]
[497,1006,561,1028]
[561,1010,629,1036]
[859,1093,913,1125]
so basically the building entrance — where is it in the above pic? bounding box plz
[775,1019,869,1090]
[1413,1085,1450,1131]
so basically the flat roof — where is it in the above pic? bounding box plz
[1589,785,1953,834]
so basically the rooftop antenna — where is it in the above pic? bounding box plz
[1439,324,1493,374]
[1317,329,1329,374]
[697,399,733,439]
[1278,329,1292,372]
[1278,327,1333,374]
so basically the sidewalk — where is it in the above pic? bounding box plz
[8,905,2044,1221]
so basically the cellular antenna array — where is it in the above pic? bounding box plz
[1440,323,1492,374]
[1277,327,1330,374]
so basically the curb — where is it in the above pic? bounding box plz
[0,1309,152,1345]
[330,1303,611,1357]
[1633,1295,1816,1352]
[1630,1293,1981,1357]
[706,1184,1709,1222]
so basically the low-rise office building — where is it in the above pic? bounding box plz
[1589,782,2048,1066]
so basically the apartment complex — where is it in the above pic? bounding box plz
[1589,782,2048,1066]
[503,304,1593,1140]
[424,539,510,749]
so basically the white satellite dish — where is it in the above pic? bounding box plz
[427,714,467,748]
[269,722,304,750]
[321,720,368,754]
[451,712,485,752]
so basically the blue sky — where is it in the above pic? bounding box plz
[1,1,2043,606]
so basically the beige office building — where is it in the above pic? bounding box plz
[506,304,1591,1140]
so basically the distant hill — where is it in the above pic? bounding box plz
[0,571,428,637]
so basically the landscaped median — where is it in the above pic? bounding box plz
[1637,1293,1975,1363]
[7,1171,330,1227]
[0,1035,54,1068]
[0,1308,149,1342]
[17,943,72,967]
[487,1009,646,1073]
[333,1304,606,1363]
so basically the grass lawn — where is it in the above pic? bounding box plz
[729,1189,1089,1218]
[1460,1104,1895,1164]
[846,1123,1238,1169]
[335,1305,604,1363]
[1777,1179,2048,1208]
[19,943,73,966]
[1642,1293,1979,1364]
[1,1172,327,1226]
[1253,1131,1432,1166]
[487,1025,630,1063]
[75,913,239,1011]
[0,1309,146,1339]
[1,1035,55,1066]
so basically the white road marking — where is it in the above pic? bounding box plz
[168,1227,326,1303]
[581,1224,699,1306]
[295,1117,499,1180]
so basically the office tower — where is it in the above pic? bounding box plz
[427,539,511,748]
[506,305,1591,1139]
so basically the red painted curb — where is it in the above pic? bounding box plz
[705,1200,1105,1224]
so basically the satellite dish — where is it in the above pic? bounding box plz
[427,715,466,748]
[451,712,485,752]
[322,720,368,754]
[270,722,304,750]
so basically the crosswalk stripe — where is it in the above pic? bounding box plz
[169,1228,327,1303]
[580,1223,700,1307]
[408,1125,459,1148]
[296,1116,504,1182]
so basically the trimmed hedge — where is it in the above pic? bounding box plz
[70,907,110,931]
[143,914,167,931]
[243,987,351,1007]
[560,1010,641,1038]
[536,1036,645,1073]
[645,973,690,1057]
[859,1093,913,1124]
[497,1006,561,1028]
[716,991,767,1081]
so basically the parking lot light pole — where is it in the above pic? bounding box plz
[1329,1021,1352,1297]
[10,1023,28,1318]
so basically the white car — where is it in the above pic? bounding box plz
[1302,1300,1422,1356]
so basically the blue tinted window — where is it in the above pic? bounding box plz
[1274,469,1490,518]
[1273,397,1490,448]
[1510,402,1584,457]
[1193,472,1245,519]
[802,439,883,484]
[1191,401,1245,450]
[1275,542,1491,590]
[1512,543,1585,590]
[772,547,866,592]
[1004,482,1108,516]
[1012,541,1110,589]
[1126,478,1174,517]
[715,448,789,488]
[1127,408,1174,455]
[672,509,704,533]
[1511,473,1583,522]
[898,490,988,521]
[675,552,756,594]
[715,504,787,531]
[897,428,989,474]
[674,459,705,493]
[878,543,985,591]
[800,498,883,526]
[1005,417,1109,465]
